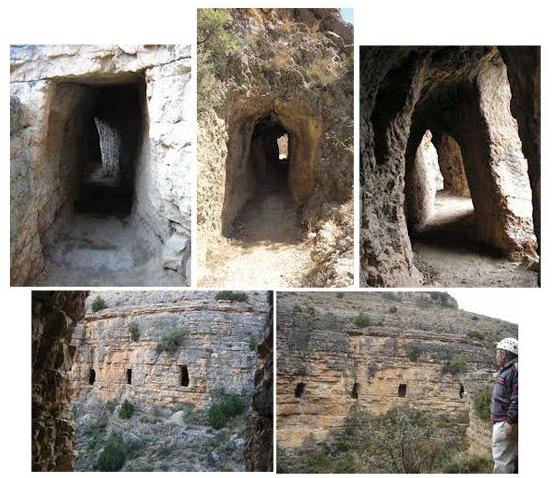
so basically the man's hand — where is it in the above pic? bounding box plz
[504,422,517,437]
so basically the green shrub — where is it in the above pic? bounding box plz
[96,434,126,471]
[336,292,344,298]
[407,346,420,362]
[91,296,106,312]
[129,322,140,342]
[156,327,187,353]
[248,336,258,351]
[470,315,480,321]
[118,399,134,420]
[215,291,249,302]
[389,305,398,313]
[354,313,371,327]
[280,406,452,473]
[208,393,246,429]
[444,354,468,375]
[473,387,492,421]
[443,452,493,473]
[467,329,485,340]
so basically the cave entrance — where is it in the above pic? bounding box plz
[351,383,360,399]
[180,365,190,387]
[295,382,306,398]
[88,369,96,385]
[76,84,142,217]
[398,383,407,397]
[225,114,304,245]
[126,368,132,385]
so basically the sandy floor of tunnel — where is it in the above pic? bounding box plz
[412,191,538,287]
[200,189,312,288]
[35,214,185,286]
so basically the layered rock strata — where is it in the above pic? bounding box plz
[69,291,268,406]
[277,292,517,457]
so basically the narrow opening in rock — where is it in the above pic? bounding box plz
[459,383,464,399]
[88,369,96,385]
[126,368,132,385]
[351,383,359,399]
[180,365,190,387]
[226,114,303,246]
[295,382,306,398]
[398,383,407,397]
[76,84,142,217]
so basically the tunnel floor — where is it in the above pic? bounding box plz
[412,191,538,287]
[36,214,184,286]
[202,187,311,288]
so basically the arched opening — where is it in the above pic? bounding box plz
[225,114,303,245]
[126,368,132,385]
[351,383,359,399]
[88,369,96,385]
[180,365,190,387]
[398,383,407,398]
[295,382,306,398]
[361,46,539,288]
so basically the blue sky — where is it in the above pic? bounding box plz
[341,8,353,24]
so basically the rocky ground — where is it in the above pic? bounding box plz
[199,189,311,288]
[73,397,247,472]
[413,192,538,287]
[36,214,184,286]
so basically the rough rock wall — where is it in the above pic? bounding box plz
[32,291,88,471]
[499,46,541,259]
[276,292,517,454]
[69,291,267,406]
[245,292,274,471]
[198,9,353,284]
[434,133,471,197]
[360,46,538,286]
[10,45,192,285]
[405,131,438,232]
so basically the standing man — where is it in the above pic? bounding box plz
[491,338,518,473]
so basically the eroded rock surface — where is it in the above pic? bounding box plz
[10,45,192,286]
[276,292,517,464]
[360,46,539,286]
[70,291,268,406]
[198,9,354,287]
[32,291,89,471]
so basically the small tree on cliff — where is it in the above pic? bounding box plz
[368,407,449,473]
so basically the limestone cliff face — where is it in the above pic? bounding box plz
[10,45,192,285]
[69,291,267,406]
[198,9,354,286]
[32,291,89,471]
[276,292,517,454]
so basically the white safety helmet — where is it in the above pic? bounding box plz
[496,337,518,356]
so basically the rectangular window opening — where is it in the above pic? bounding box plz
[295,382,306,398]
[126,368,132,385]
[89,368,96,385]
[398,383,407,397]
[180,365,190,387]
